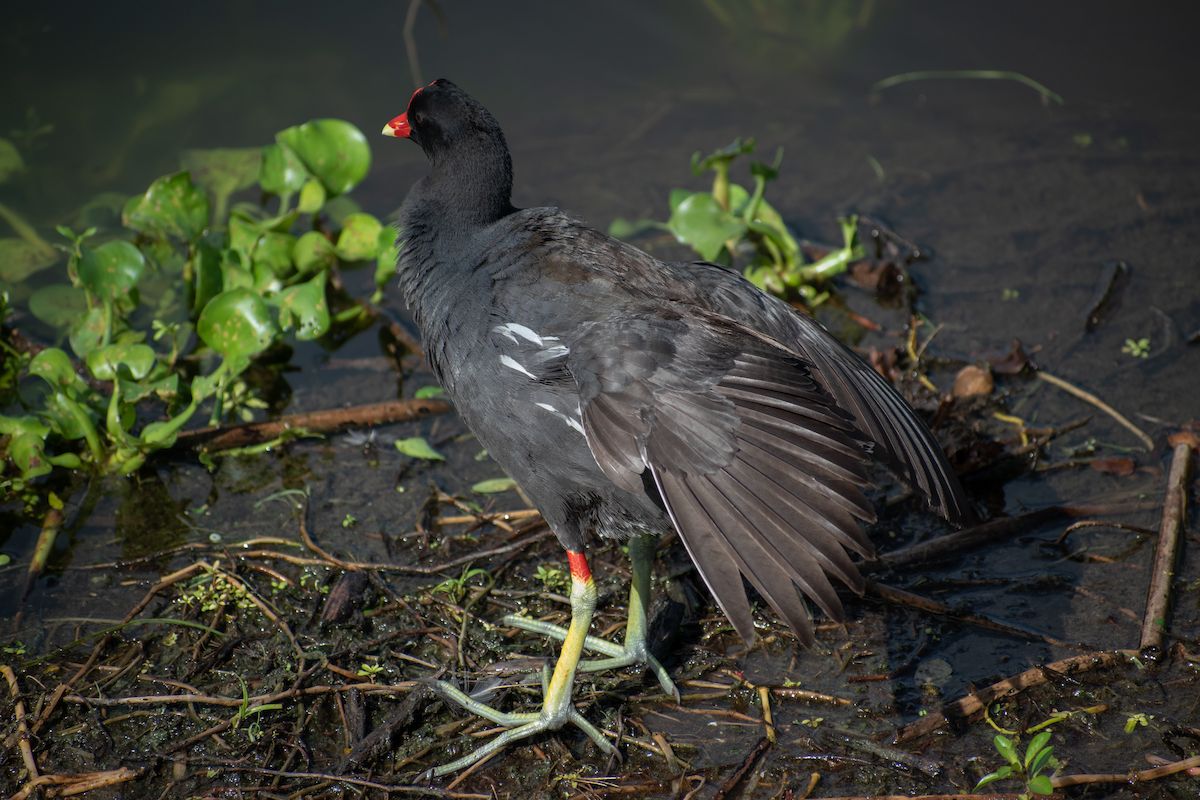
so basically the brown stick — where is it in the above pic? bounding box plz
[1053,753,1200,788]
[172,398,451,452]
[892,650,1128,743]
[1139,442,1195,650]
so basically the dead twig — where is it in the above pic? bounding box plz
[1140,441,1195,650]
[173,398,451,453]
[892,650,1129,743]
[1037,371,1154,449]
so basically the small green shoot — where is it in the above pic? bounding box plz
[432,565,491,604]
[356,662,385,680]
[1124,712,1152,733]
[975,730,1058,797]
[1002,288,1020,301]
[1121,337,1150,358]
[535,565,570,593]
[342,513,357,528]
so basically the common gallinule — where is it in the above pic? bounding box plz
[384,79,968,775]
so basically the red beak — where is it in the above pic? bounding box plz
[383,112,411,138]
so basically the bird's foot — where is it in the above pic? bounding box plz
[503,613,679,701]
[426,663,616,776]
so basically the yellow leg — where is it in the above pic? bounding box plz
[429,550,615,776]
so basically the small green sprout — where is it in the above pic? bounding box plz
[357,663,385,680]
[1121,337,1150,358]
[342,513,357,528]
[975,730,1058,797]
[535,565,570,593]
[432,565,491,604]
[1002,288,1020,301]
[1124,712,1152,733]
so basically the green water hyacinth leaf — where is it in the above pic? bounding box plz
[28,348,89,393]
[76,241,145,302]
[192,242,225,312]
[0,414,51,438]
[122,373,179,404]
[394,437,444,461]
[0,238,58,282]
[375,227,400,290]
[179,147,261,220]
[297,179,326,214]
[294,231,338,275]
[85,343,157,381]
[123,171,211,244]
[276,120,371,197]
[336,213,383,261]
[472,478,517,494]
[29,284,87,329]
[259,143,309,196]
[40,394,97,441]
[252,232,296,279]
[229,213,261,260]
[270,271,329,340]
[197,288,279,360]
[8,433,55,481]
[69,307,107,358]
[668,193,747,262]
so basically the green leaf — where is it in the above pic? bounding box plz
[668,193,747,262]
[85,343,157,381]
[0,237,58,282]
[1025,730,1053,769]
[374,226,399,290]
[336,213,383,261]
[192,242,225,313]
[294,231,338,274]
[296,178,326,213]
[270,271,329,340]
[691,138,755,176]
[414,385,444,399]
[76,240,145,302]
[69,307,108,359]
[179,148,261,220]
[259,143,309,196]
[0,414,50,438]
[29,284,87,329]
[196,288,279,361]
[973,767,1011,791]
[39,396,89,440]
[7,432,54,481]
[252,231,296,279]
[394,437,444,461]
[472,478,517,494]
[993,734,1019,766]
[123,170,211,244]
[668,188,693,213]
[122,373,179,404]
[1027,774,1055,795]
[28,348,89,393]
[276,119,371,197]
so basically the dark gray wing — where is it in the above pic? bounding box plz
[670,260,970,526]
[569,312,876,645]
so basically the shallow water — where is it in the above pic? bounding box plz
[2,1,1199,796]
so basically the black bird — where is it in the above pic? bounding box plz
[384,79,967,774]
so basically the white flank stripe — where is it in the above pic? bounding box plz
[499,354,536,378]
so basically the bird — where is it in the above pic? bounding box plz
[383,79,968,775]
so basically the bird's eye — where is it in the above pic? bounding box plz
[414,112,425,125]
